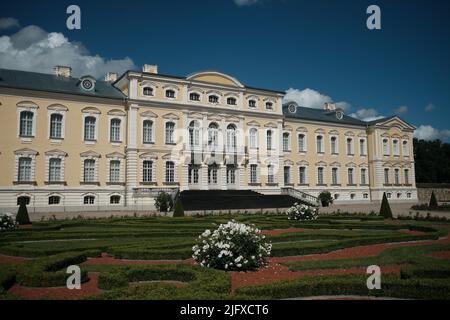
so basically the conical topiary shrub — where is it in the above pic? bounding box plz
[379,192,393,219]
[16,198,31,225]
[173,197,185,217]
[429,191,438,209]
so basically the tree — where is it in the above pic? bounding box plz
[318,191,333,207]
[173,197,185,217]
[16,197,31,225]
[154,192,174,213]
[429,191,438,209]
[379,192,393,219]
[413,138,450,183]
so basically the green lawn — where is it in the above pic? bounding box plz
[0,213,449,299]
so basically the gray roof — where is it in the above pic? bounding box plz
[0,68,125,100]
[366,116,397,125]
[283,103,368,127]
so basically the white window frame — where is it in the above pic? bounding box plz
[250,164,258,184]
[359,138,366,156]
[298,133,307,153]
[346,137,354,156]
[109,117,122,143]
[299,166,308,185]
[249,128,258,149]
[383,138,390,156]
[165,121,176,144]
[17,101,39,141]
[142,119,155,144]
[331,167,339,185]
[402,140,409,157]
[393,139,400,156]
[316,135,324,153]
[14,149,37,183]
[283,132,291,152]
[82,113,99,144]
[330,136,338,154]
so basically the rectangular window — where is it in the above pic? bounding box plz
[166,162,175,182]
[299,167,306,184]
[298,134,306,152]
[284,166,290,184]
[50,114,63,139]
[165,122,175,144]
[348,168,354,185]
[109,160,120,182]
[331,137,337,154]
[208,167,218,184]
[383,139,389,155]
[49,158,61,182]
[393,140,399,156]
[268,165,275,184]
[84,117,96,141]
[394,168,400,185]
[227,167,236,184]
[267,131,273,150]
[384,168,390,184]
[283,133,290,152]
[20,111,33,137]
[18,157,32,181]
[250,164,257,184]
[250,129,258,149]
[332,168,338,185]
[361,168,367,185]
[317,167,324,185]
[83,159,95,182]
[110,119,121,142]
[404,169,410,185]
[143,161,153,182]
[347,138,353,155]
[316,136,323,153]
[360,139,366,156]
[188,166,199,184]
[143,120,153,144]
[402,141,409,157]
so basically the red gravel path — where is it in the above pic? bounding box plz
[427,250,450,259]
[262,228,306,236]
[9,273,101,300]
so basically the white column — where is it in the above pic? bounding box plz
[126,104,139,208]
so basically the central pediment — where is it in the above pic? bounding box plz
[186,71,244,88]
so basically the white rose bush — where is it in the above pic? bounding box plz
[286,203,319,221]
[0,213,18,232]
[192,220,272,271]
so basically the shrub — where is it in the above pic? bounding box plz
[379,192,393,219]
[173,197,185,217]
[154,192,174,213]
[429,191,438,209]
[192,220,272,271]
[0,213,18,231]
[16,198,31,225]
[286,203,318,221]
[318,191,333,207]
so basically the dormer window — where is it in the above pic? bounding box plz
[336,110,344,120]
[209,95,219,104]
[249,100,256,108]
[288,104,296,113]
[266,102,273,110]
[143,87,154,96]
[190,93,200,101]
[227,97,237,105]
[79,76,95,91]
[165,89,175,98]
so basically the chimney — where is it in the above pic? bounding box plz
[143,64,158,74]
[105,72,118,82]
[324,102,336,111]
[53,66,72,77]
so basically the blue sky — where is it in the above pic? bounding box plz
[0,0,449,140]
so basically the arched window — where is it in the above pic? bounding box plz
[316,135,323,153]
[110,195,121,204]
[84,116,96,141]
[383,139,389,155]
[48,196,61,205]
[208,95,219,104]
[49,158,62,182]
[208,164,218,184]
[83,195,95,205]
[393,139,399,155]
[189,121,200,148]
[226,124,237,150]
[283,133,290,152]
[165,89,175,98]
[50,114,63,139]
[143,120,153,144]
[143,160,153,182]
[208,123,219,148]
[384,168,390,184]
[359,139,366,156]
[227,97,237,105]
[346,138,353,155]
[166,161,175,182]
[330,136,337,154]
[143,87,154,96]
[402,140,409,156]
[298,134,306,152]
[266,130,273,150]
[267,165,275,183]
[19,111,33,137]
[18,157,32,182]
[165,122,175,144]
[110,118,121,142]
[83,159,95,182]
[248,100,256,108]
[265,102,273,110]
[249,128,258,149]
[189,92,200,101]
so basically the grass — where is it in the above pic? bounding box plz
[0,213,449,299]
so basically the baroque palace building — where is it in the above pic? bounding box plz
[0,65,418,213]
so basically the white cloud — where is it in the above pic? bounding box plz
[0,24,135,79]
[349,108,384,122]
[414,125,450,141]
[283,88,351,111]
[425,103,435,112]
[394,105,408,115]
[0,17,20,30]
[233,0,259,6]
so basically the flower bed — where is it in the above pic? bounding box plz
[286,203,319,221]
[0,213,18,232]
[192,221,272,271]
